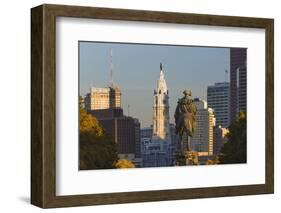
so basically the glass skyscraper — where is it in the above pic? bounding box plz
[230,48,247,123]
[207,82,230,128]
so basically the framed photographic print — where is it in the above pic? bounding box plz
[31,4,274,208]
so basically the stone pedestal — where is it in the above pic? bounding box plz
[184,151,199,165]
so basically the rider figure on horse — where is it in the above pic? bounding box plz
[174,89,197,151]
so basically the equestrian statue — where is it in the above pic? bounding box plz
[174,89,197,153]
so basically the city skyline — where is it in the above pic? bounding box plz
[79,42,247,169]
[79,41,230,127]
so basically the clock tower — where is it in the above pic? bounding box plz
[152,63,170,140]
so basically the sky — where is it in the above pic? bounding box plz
[79,41,230,127]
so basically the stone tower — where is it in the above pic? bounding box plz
[152,63,170,140]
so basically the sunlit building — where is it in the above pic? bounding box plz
[141,63,176,167]
[84,86,121,111]
[191,98,215,156]
[152,63,170,140]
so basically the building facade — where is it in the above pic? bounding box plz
[238,66,247,113]
[109,86,121,108]
[89,108,142,167]
[141,124,180,167]
[230,48,247,123]
[84,86,121,111]
[207,82,230,128]
[190,98,215,156]
[152,63,170,140]
[213,125,229,155]
[141,63,175,167]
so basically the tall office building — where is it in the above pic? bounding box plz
[89,108,142,167]
[109,86,121,108]
[84,86,121,111]
[213,125,229,155]
[207,82,230,128]
[190,98,215,156]
[238,66,247,113]
[230,48,247,123]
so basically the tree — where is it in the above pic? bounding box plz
[79,96,85,108]
[79,108,118,170]
[79,107,103,136]
[115,159,135,169]
[219,112,246,164]
[206,155,220,165]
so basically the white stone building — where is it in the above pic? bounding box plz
[152,63,170,140]
[141,63,175,167]
[191,98,215,156]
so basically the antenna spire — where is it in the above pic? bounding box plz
[110,48,113,86]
